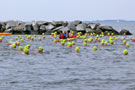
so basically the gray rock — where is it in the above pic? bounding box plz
[85,28,93,32]
[67,22,76,30]
[0,23,2,32]
[72,20,82,26]
[52,21,68,27]
[98,26,119,34]
[52,26,64,32]
[45,24,55,30]
[14,24,25,31]
[32,23,39,31]
[36,21,48,25]
[59,27,70,32]
[5,21,24,29]
[76,23,87,31]
[40,25,46,30]
[24,24,32,31]
[120,29,132,35]
[88,23,99,30]
[5,28,13,33]
[1,23,6,32]
[6,21,18,29]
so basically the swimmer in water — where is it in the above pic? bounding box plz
[73,46,80,53]
[0,37,3,42]
[11,44,16,48]
[21,48,29,55]
[34,46,44,54]
[18,46,23,51]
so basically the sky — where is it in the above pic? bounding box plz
[0,0,135,21]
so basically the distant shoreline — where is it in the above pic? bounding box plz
[85,20,135,23]
[1,20,135,23]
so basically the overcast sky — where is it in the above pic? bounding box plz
[0,0,135,21]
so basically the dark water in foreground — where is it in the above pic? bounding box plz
[0,23,135,90]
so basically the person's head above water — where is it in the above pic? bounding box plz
[18,46,23,50]
[93,46,98,51]
[27,44,31,49]
[20,39,24,43]
[38,37,41,41]
[12,44,16,48]
[0,37,3,42]
[24,48,29,55]
[16,41,20,46]
[75,46,80,52]
[38,46,44,52]
[123,50,128,55]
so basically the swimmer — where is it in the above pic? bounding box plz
[73,46,80,53]
[123,50,128,55]
[34,46,44,54]
[21,48,29,55]
[43,36,45,40]
[11,44,16,48]
[18,46,23,51]
[0,37,3,42]
[38,37,41,41]
[93,46,98,51]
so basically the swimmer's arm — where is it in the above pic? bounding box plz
[33,51,39,54]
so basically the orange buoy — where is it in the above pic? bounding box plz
[0,33,12,35]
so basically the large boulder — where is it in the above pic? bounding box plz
[45,24,55,30]
[5,21,24,29]
[1,23,6,32]
[36,21,48,26]
[67,22,76,30]
[52,26,64,32]
[39,25,46,34]
[97,26,119,34]
[120,29,132,35]
[0,23,2,32]
[6,21,17,29]
[76,23,87,31]
[59,27,70,32]
[32,22,39,31]
[24,24,32,31]
[40,25,46,31]
[5,28,13,33]
[88,23,100,30]
[72,20,82,26]
[52,21,67,27]
[14,23,25,31]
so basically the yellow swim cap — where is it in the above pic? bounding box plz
[18,46,23,50]
[12,44,16,48]
[38,46,44,51]
[24,48,29,53]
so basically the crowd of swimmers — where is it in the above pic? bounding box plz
[0,33,45,55]
[0,30,135,55]
[51,30,135,55]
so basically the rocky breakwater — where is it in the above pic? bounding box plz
[0,20,132,35]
